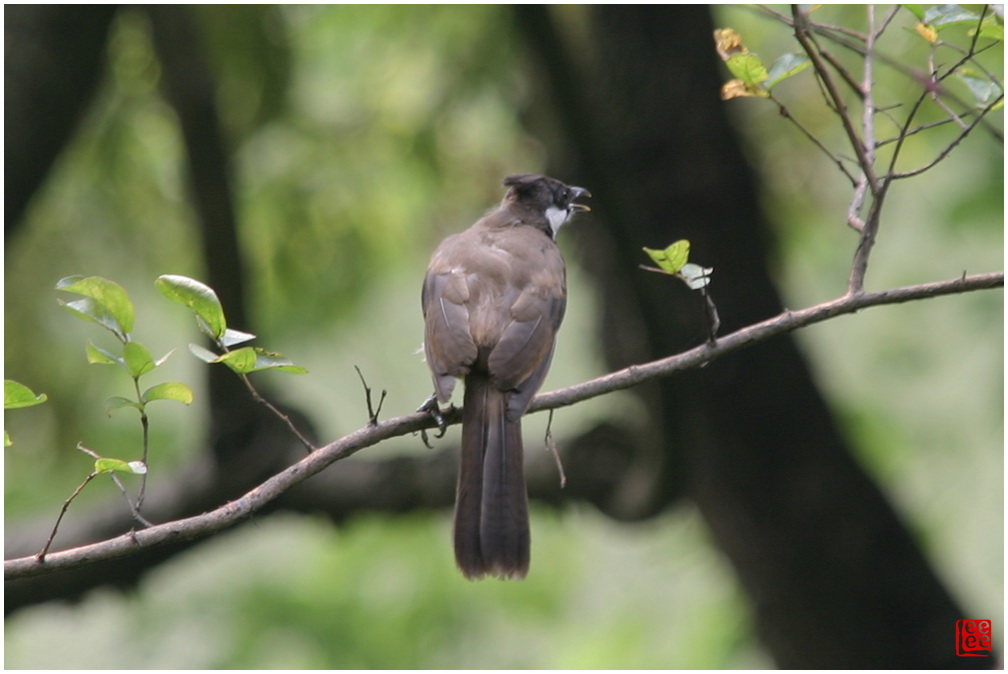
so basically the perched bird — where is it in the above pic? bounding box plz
[421,173,590,579]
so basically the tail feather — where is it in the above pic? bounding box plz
[454,373,530,579]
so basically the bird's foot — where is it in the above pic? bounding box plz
[417,394,448,448]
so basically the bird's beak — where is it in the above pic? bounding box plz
[570,186,591,212]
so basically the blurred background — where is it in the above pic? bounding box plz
[4,5,1002,668]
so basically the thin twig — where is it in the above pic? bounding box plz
[891,95,1005,179]
[876,115,967,147]
[816,44,865,99]
[847,6,877,237]
[239,373,317,453]
[792,6,880,196]
[110,473,155,528]
[544,410,566,489]
[753,5,868,42]
[132,376,150,510]
[38,443,153,559]
[354,365,387,426]
[702,288,721,343]
[37,472,99,560]
[771,95,859,187]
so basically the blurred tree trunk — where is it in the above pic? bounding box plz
[5,5,117,234]
[514,5,989,669]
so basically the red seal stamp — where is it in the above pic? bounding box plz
[955,619,993,657]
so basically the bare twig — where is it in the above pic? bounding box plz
[132,377,151,509]
[701,288,721,343]
[543,410,566,489]
[891,95,1005,180]
[37,472,100,560]
[239,372,317,453]
[846,6,879,262]
[876,115,970,147]
[38,444,151,559]
[354,365,387,426]
[753,5,868,43]
[110,473,154,529]
[792,6,880,195]
[816,45,865,100]
[8,270,1001,580]
[770,95,859,187]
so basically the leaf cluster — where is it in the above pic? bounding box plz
[155,274,307,375]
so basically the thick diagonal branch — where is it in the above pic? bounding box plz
[6,270,1001,581]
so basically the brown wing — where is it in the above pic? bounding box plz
[488,250,567,418]
[489,286,563,371]
[422,268,477,403]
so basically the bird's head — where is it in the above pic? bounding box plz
[502,173,591,238]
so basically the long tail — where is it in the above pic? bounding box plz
[454,372,530,579]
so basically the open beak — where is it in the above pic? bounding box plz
[570,186,592,212]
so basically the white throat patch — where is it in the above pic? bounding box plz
[545,205,569,238]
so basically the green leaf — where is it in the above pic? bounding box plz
[974,19,1003,41]
[154,349,176,368]
[215,347,259,373]
[725,52,769,88]
[4,380,48,409]
[86,341,123,367]
[59,298,128,339]
[1,378,47,446]
[221,328,257,347]
[123,341,156,378]
[104,396,143,415]
[924,4,979,29]
[902,4,927,21]
[155,275,227,340]
[95,458,148,475]
[954,68,1003,106]
[142,381,195,405]
[215,347,308,374]
[766,53,810,90]
[246,348,309,374]
[56,276,135,337]
[643,240,691,275]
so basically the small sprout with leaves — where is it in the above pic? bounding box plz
[48,275,195,550]
[641,240,720,342]
[157,274,307,375]
[714,28,809,100]
[908,5,1004,44]
[58,278,194,418]
[642,240,714,290]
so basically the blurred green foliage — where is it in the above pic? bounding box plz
[4,5,1002,668]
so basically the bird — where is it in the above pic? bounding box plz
[421,173,590,579]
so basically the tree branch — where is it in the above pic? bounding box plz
[791,5,880,196]
[5,271,1002,581]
